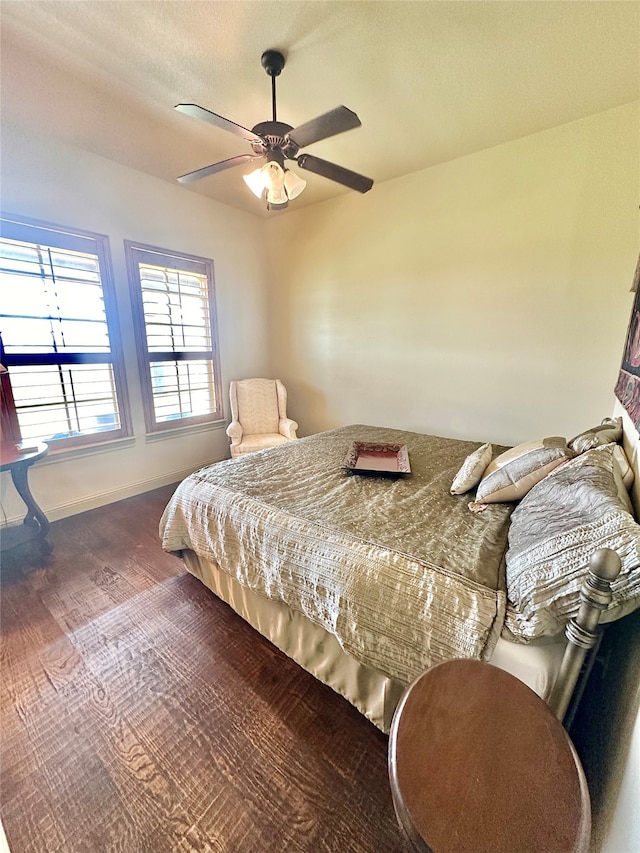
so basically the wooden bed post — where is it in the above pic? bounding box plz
[548,548,622,723]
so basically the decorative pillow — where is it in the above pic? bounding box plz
[612,444,635,492]
[504,444,640,641]
[569,416,622,454]
[470,437,574,508]
[450,443,492,495]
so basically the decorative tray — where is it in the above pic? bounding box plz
[342,441,411,476]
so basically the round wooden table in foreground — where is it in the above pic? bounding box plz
[0,441,51,557]
[388,659,590,853]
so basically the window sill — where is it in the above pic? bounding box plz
[144,419,227,444]
[39,436,137,466]
[25,420,228,465]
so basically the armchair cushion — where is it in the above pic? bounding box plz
[235,379,279,435]
[231,433,292,456]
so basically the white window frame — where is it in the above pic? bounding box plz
[0,213,131,450]
[124,241,224,434]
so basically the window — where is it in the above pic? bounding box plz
[125,241,223,433]
[0,215,131,449]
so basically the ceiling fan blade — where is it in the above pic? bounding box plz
[296,154,373,194]
[177,154,262,184]
[175,104,264,145]
[287,106,362,149]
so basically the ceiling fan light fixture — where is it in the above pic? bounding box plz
[263,161,285,192]
[243,161,306,206]
[243,160,285,199]
[243,167,268,198]
[266,186,288,206]
[283,169,306,200]
[266,199,289,212]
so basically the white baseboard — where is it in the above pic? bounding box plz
[1,465,201,526]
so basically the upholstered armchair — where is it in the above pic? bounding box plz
[226,378,298,458]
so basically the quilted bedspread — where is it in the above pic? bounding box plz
[160,425,512,684]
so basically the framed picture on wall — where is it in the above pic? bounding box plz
[614,254,640,429]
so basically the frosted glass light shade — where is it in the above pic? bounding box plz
[243,168,267,198]
[266,185,288,205]
[284,170,306,200]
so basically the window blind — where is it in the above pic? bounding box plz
[125,242,223,432]
[0,215,130,447]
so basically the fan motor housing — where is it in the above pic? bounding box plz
[251,121,299,158]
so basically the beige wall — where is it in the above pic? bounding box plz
[0,126,270,521]
[265,102,639,447]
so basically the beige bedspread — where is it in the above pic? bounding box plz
[160,425,512,685]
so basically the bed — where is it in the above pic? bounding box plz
[160,421,640,732]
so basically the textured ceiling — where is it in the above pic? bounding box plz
[1,1,639,217]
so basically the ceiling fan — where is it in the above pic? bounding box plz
[175,49,374,210]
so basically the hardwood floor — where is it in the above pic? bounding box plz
[1,485,409,853]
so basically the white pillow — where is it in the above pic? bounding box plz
[471,437,573,507]
[612,444,635,492]
[450,443,492,495]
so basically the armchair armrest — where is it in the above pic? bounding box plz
[279,418,298,440]
[226,420,243,446]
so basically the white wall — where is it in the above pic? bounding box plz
[602,705,640,853]
[1,127,270,521]
[265,102,639,447]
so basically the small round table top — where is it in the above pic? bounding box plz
[388,659,590,853]
[0,441,49,470]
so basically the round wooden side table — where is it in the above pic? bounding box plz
[388,659,590,853]
[0,441,51,556]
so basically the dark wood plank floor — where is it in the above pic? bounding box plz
[1,485,410,853]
